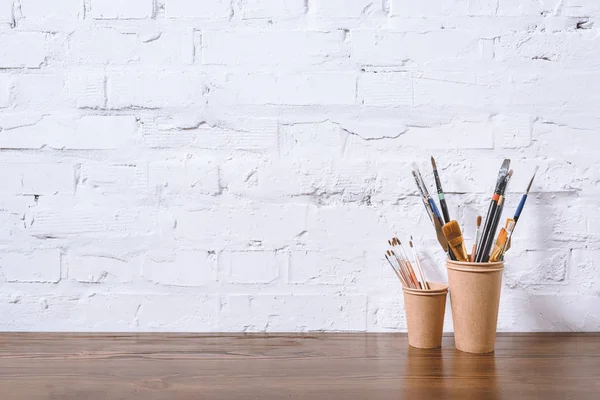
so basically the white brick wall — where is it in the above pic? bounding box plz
[0,0,598,332]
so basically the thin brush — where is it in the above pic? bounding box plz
[412,170,435,222]
[413,162,443,221]
[389,239,417,288]
[385,253,405,285]
[394,238,420,289]
[442,220,469,262]
[470,216,482,262]
[514,166,539,224]
[475,160,511,262]
[386,251,409,287]
[431,156,451,224]
[410,237,430,290]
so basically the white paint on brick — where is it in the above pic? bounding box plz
[0,32,46,68]
[0,249,61,283]
[166,0,231,19]
[0,0,597,333]
[90,0,154,19]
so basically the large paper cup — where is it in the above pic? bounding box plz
[446,260,504,354]
[402,282,448,349]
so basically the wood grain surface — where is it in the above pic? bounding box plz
[0,333,598,399]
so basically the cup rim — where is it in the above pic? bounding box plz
[402,281,449,296]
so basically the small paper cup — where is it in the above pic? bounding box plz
[402,282,449,349]
[446,259,504,354]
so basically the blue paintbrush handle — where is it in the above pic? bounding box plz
[514,194,527,221]
[428,198,441,220]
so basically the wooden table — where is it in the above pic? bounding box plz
[0,333,598,399]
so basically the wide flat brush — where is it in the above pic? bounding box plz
[475,159,511,262]
[489,227,508,262]
[442,220,469,262]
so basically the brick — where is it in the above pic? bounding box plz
[89,0,154,19]
[240,0,305,19]
[79,164,147,196]
[495,32,600,66]
[0,33,46,68]
[217,72,356,105]
[20,0,83,20]
[142,117,278,151]
[12,74,66,108]
[202,30,348,67]
[69,27,193,66]
[413,72,505,108]
[0,163,73,195]
[357,72,413,106]
[219,250,282,284]
[221,294,368,331]
[68,254,135,283]
[142,250,216,286]
[511,72,600,108]
[289,249,365,285]
[351,30,480,65]
[0,75,9,107]
[148,160,220,196]
[0,0,13,24]
[66,69,106,108]
[166,0,231,19]
[504,250,568,287]
[73,294,141,331]
[492,114,533,149]
[0,249,61,283]
[570,249,600,294]
[390,0,468,17]
[0,115,137,150]
[137,295,220,331]
[107,70,206,108]
[29,204,157,237]
[315,0,375,17]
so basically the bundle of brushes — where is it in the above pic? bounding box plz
[385,237,430,290]
[406,158,539,264]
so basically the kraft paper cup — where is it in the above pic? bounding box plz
[402,282,448,349]
[446,259,504,354]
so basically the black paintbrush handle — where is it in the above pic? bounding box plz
[475,199,498,262]
[479,200,504,262]
[439,195,451,224]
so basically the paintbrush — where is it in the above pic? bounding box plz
[431,156,451,224]
[387,241,412,288]
[412,163,456,260]
[481,170,513,261]
[389,240,416,288]
[470,216,482,262]
[442,220,469,262]
[489,227,508,262]
[475,159,511,262]
[504,166,538,252]
[385,252,407,286]
[394,237,421,289]
[410,237,430,290]
[500,220,516,260]
[514,166,539,224]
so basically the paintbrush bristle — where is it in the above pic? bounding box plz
[497,228,508,242]
[395,237,401,245]
[431,156,437,170]
[526,166,539,194]
[442,220,462,241]
[476,216,482,226]
[409,240,414,248]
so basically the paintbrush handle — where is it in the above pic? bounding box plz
[428,198,442,220]
[481,198,505,262]
[439,195,451,224]
[475,199,497,262]
[514,194,527,222]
